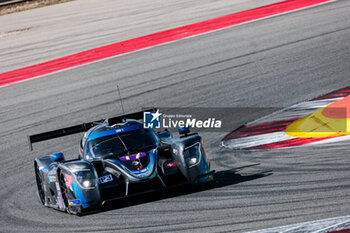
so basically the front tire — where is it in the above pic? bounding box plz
[34,162,45,205]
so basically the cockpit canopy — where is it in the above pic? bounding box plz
[83,121,158,159]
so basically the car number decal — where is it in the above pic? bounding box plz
[99,174,113,184]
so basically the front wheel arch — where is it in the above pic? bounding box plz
[57,168,83,215]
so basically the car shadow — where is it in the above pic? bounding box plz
[83,163,272,216]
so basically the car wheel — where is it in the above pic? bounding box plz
[34,162,45,205]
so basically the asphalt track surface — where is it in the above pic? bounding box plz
[1,0,350,232]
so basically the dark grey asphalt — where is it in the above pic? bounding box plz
[1,0,350,232]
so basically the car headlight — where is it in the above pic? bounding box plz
[184,143,201,168]
[74,170,97,189]
[82,180,92,188]
[187,157,199,167]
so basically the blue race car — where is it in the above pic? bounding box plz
[30,109,215,215]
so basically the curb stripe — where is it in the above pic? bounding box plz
[246,136,339,149]
[311,86,350,101]
[328,229,350,233]
[223,132,294,149]
[0,0,335,87]
[222,86,350,149]
[222,118,298,141]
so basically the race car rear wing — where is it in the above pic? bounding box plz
[28,108,156,150]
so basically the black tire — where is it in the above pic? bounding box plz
[58,171,69,209]
[34,162,45,205]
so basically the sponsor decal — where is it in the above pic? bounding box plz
[64,175,71,189]
[48,174,56,183]
[119,152,146,161]
[164,162,176,168]
[68,199,81,206]
[55,182,65,210]
[98,174,113,184]
[172,149,178,156]
[70,183,90,208]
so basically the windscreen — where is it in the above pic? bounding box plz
[86,129,157,159]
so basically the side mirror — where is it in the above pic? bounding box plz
[50,152,64,162]
[178,126,190,135]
